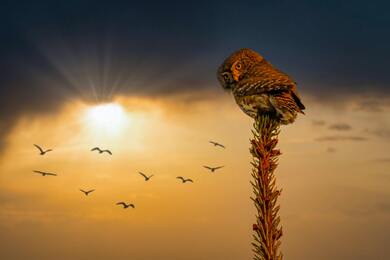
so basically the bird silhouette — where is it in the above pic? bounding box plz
[209,141,226,149]
[80,189,95,196]
[34,144,53,155]
[138,172,154,181]
[33,170,57,176]
[91,147,112,155]
[116,202,135,209]
[203,165,224,172]
[176,176,193,183]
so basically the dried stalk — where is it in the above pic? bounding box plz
[250,113,283,260]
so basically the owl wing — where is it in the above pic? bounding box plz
[270,88,305,113]
[235,77,305,113]
[290,89,305,112]
[235,77,294,96]
[269,90,305,117]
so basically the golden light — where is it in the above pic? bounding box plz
[84,103,128,134]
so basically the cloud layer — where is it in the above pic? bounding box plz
[1,0,390,146]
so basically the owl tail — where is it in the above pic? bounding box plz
[291,91,305,114]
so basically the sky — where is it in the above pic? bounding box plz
[1,1,390,259]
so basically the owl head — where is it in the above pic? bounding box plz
[217,48,264,90]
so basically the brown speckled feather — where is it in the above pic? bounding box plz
[217,48,305,124]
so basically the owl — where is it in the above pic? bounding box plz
[217,48,305,124]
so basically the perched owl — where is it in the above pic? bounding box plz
[217,48,305,124]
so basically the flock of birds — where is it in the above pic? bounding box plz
[32,141,226,209]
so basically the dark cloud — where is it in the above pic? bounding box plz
[0,1,220,148]
[1,0,390,148]
[328,123,352,131]
[315,135,368,142]
[356,99,388,113]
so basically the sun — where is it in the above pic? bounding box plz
[84,103,127,134]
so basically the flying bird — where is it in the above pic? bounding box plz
[33,170,57,176]
[80,189,95,196]
[116,202,135,209]
[217,48,305,124]
[209,141,226,149]
[138,172,154,181]
[176,176,193,183]
[203,165,224,172]
[33,144,53,155]
[91,147,112,155]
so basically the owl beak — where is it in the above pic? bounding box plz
[232,73,239,82]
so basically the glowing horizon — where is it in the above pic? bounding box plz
[0,95,389,260]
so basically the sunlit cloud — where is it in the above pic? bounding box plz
[311,120,326,126]
[315,135,368,142]
[1,96,390,259]
[328,123,352,131]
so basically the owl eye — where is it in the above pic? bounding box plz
[235,62,242,70]
[222,73,231,81]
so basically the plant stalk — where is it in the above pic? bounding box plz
[250,113,283,260]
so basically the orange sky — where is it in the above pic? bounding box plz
[1,94,390,260]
